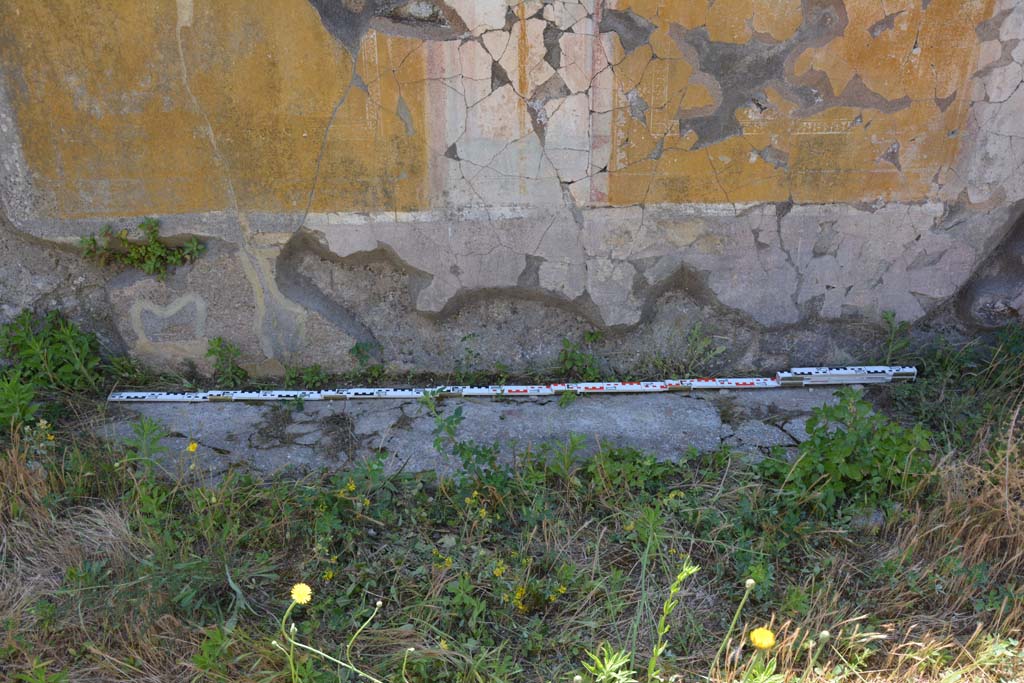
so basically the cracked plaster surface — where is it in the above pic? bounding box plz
[0,0,1023,371]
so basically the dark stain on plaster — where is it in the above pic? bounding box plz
[277,228,611,334]
[308,0,467,52]
[528,74,571,142]
[667,0,848,146]
[976,9,1011,42]
[880,141,901,171]
[664,0,932,149]
[761,146,790,170]
[648,137,665,160]
[935,90,957,112]
[517,255,543,288]
[599,9,656,54]
[836,75,911,113]
[491,60,512,91]
[543,22,562,70]
[396,96,415,136]
[634,258,748,329]
[275,230,383,351]
[626,89,649,123]
[307,0,376,53]
[867,11,905,38]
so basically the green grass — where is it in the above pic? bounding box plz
[2,312,1023,682]
[4,391,1024,682]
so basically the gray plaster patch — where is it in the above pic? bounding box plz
[308,0,467,51]
[598,9,655,55]
[670,0,850,148]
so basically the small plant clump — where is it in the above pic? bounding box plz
[206,336,248,388]
[349,341,386,383]
[80,217,205,279]
[285,363,330,389]
[758,387,933,517]
[558,332,604,381]
[0,309,106,432]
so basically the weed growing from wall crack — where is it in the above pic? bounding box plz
[206,336,248,388]
[558,334,603,381]
[285,363,330,389]
[80,217,205,280]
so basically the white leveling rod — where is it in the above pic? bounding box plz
[107,365,917,403]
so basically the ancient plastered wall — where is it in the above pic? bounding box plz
[0,0,1022,372]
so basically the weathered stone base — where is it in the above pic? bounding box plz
[102,387,839,480]
[2,199,1022,376]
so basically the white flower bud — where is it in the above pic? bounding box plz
[376,600,383,608]
[745,578,756,589]
[819,630,830,642]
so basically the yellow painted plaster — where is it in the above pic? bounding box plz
[0,1,228,217]
[608,0,995,205]
[0,0,428,219]
[180,1,428,214]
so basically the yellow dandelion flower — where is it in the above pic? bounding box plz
[439,639,450,651]
[291,582,313,605]
[323,569,335,582]
[346,479,356,492]
[750,627,776,650]
[187,441,198,453]
[46,434,55,442]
